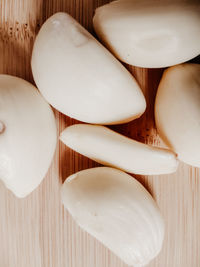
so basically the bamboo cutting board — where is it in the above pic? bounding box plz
[0,1,200,267]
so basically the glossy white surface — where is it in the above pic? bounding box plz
[94,0,200,68]
[0,75,57,197]
[31,12,146,124]
[60,124,178,175]
[62,167,165,266]
[155,64,200,167]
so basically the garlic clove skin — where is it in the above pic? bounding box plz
[31,12,146,125]
[155,64,200,168]
[93,0,200,68]
[0,75,57,198]
[62,167,165,266]
[60,124,178,175]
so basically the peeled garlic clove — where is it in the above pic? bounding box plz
[0,75,57,198]
[62,167,164,266]
[155,64,200,168]
[31,12,146,125]
[93,0,200,68]
[60,124,178,175]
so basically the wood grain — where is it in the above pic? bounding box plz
[0,1,200,267]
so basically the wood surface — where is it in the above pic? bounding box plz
[0,1,199,267]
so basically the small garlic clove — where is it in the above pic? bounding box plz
[31,12,146,125]
[0,75,57,198]
[60,124,178,175]
[155,63,200,168]
[62,167,165,266]
[93,0,200,68]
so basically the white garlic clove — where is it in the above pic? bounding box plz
[60,124,178,175]
[155,63,200,168]
[93,0,200,68]
[62,167,165,266]
[31,12,146,125]
[0,75,57,198]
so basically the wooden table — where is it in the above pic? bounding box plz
[0,1,199,266]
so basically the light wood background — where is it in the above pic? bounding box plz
[0,1,200,267]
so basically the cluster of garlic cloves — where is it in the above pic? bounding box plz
[1,0,200,265]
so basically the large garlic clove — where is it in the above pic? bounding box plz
[62,167,165,266]
[155,64,200,168]
[31,12,146,125]
[0,75,57,198]
[60,124,178,175]
[93,0,200,68]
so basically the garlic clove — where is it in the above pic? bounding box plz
[62,167,165,266]
[155,63,200,168]
[60,124,178,175]
[31,12,146,125]
[0,75,57,198]
[93,0,200,68]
